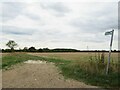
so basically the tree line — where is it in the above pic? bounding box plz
[1,47,80,52]
[0,40,119,52]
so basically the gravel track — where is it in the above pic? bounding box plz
[2,61,98,88]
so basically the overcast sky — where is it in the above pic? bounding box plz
[0,0,119,50]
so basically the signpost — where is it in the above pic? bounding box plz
[105,29,114,75]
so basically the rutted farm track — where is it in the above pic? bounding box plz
[2,61,97,88]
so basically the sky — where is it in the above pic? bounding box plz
[0,0,119,50]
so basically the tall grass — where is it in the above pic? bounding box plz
[59,52,119,88]
[76,52,119,75]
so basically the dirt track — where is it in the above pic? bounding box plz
[2,61,98,88]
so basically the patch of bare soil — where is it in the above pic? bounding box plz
[2,60,98,88]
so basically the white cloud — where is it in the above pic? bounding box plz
[1,1,118,50]
[3,15,42,29]
[0,0,119,3]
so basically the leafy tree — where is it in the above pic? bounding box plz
[28,47,36,52]
[6,40,18,51]
[38,48,43,52]
[43,48,49,52]
[23,47,28,52]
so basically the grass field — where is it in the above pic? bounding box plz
[1,52,119,88]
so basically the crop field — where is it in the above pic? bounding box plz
[28,52,118,62]
[1,52,119,88]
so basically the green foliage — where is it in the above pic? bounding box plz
[59,62,119,88]
[23,47,28,52]
[58,52,119,88]
[28,47,36,52]
[6,40,18,51]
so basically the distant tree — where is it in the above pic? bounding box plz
[4,49,12,52]
[18,48,22,52]
[23,47,28,52]
[43,48,49,52]
[6,40,18,51]
[28,47,36,52]
[38,48,43,52]
[113,50,116,52]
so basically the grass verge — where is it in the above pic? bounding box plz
[2,53,71,69]
[59,62,119,88]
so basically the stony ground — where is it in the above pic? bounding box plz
[2,60,98,88]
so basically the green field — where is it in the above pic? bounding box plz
[2,52,119,88]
